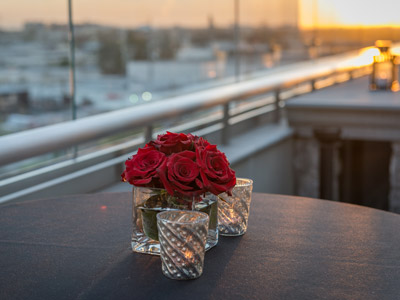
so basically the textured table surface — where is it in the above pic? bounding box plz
[1,192,399,300]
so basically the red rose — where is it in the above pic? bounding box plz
[194,136,211,149]
[150,132,193,155]
[142,143,156,151]
[158,150,204,197]
[122,132,236,198]
[121,147,166,187]
[196,145,236,196]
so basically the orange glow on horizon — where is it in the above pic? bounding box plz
[300,0,400,29]
[1,0,400,30]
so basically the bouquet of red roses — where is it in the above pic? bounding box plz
[122,132,236,199]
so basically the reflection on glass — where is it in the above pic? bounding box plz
[2,0,400,138]
[0,21,70,135]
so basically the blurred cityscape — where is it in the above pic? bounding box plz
[0,0,400,135]
[1,16,399,135]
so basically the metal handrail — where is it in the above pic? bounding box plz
[0,48,374,167]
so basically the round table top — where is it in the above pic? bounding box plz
[0,192,399,300]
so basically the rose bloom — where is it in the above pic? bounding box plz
[149,132,193,155]
[191,135,211,149]
[196,145,236,196]
[121,147,166,187]
[158,150,204,197]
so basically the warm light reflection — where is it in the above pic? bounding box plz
[337,45,397,71]
[100,205,107,210]
[184,249,194,260]
[336,47,376,70]
[391,46,400,56]
[356,47,381,65]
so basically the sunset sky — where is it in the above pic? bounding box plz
[1,0,400,30]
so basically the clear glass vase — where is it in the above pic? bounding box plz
[131,186,218,255]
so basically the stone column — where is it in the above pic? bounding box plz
[293,137,319,198]
[389,142,400,213]
[314,128,341,201]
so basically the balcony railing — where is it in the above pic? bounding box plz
[0,47,376,203]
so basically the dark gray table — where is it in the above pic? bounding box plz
[1,192,399,300]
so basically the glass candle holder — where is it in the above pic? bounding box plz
[218,178,253,236]
[131,187,218,255]
[156,210,209,280]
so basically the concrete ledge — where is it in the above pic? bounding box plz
[218,122,293,165]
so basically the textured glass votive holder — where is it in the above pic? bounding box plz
[156,210,209,280]
[218,178,253,236]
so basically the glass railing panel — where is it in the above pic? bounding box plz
[71,0,237,151]
[0,0,70,136]
[238,0,306,80]
[72,0,235,118]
